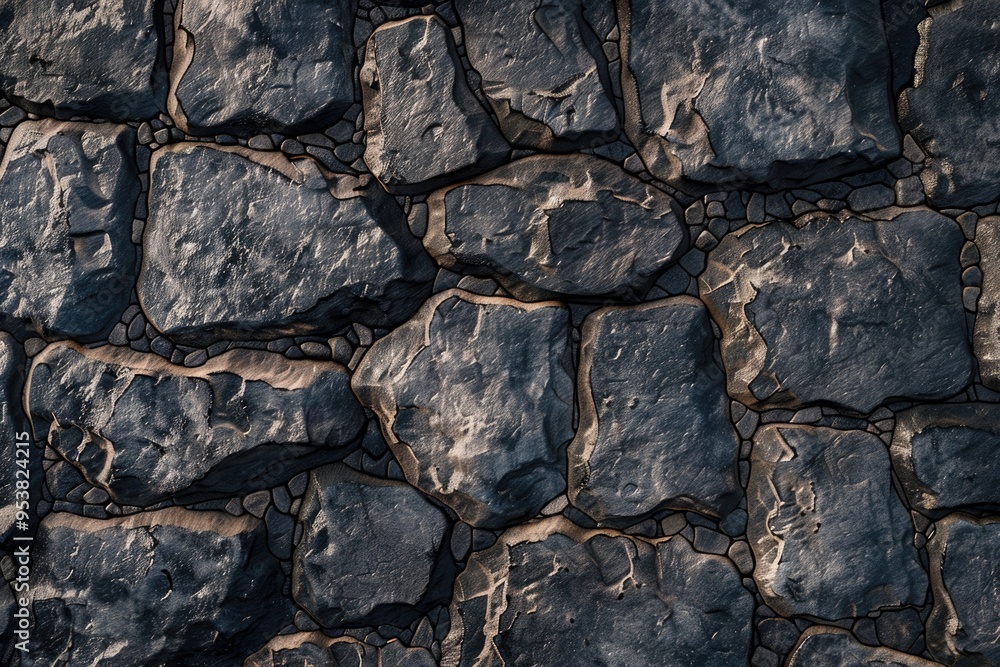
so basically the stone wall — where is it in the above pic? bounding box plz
[0,0,998,665]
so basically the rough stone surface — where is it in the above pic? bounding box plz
[361,16,510,194]
[28,343,365,506]
[900,0,1000,207]
[926,514,1000,666]
[0,0,165,120]
[0,120,139,341]
[618,0,899,190]
[443,516,754,666]
[749,425,927,620]
[292,464,453,629]
[140,144,435,344]
[353,290,574,530]
[787,627,943,667]
[424,155,686,302]
[569,298,741,524]
[892,404,1000,515]
[170,0,355,135]
[0,333,29,543]
[700,210,972,414]
[30,508,289,666]
[454,0,619,150]
[973,217,1000,389]
[245,634,436,667]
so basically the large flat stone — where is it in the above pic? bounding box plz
[569,298,741,524]
[31,508,289,666]
[0,0,165,120]
[454,0,618,149]
[787,626,943,667]
[0,120,139,341]
[140,144,435,345]
[699,210,972,414]
[891,404,1000,516]
[900,0,1000,207]
[353,289,574,530]
[443,517,754,666]
[749,425,927,620]
[423,155,685,302]
[973,217,1000,389]
[926,514,1000,665]
[170,0,355,135]
[361,16,509,194]
[292,464,453,629]
[245,634,436,667]
[28,343,365,507]
[618,0,899,191]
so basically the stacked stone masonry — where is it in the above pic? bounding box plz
[0,0,999,665]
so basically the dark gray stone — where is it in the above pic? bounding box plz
[361,16,509,194]
[0,121,138,341]
[569,298,741,524]
[973,217,1000,389]
[30,508,289,666]
[926,515,1000,666]
[292,464,453,629]
[245,634,437,667]
[443,517,754,666]
[749,425,927,620]
[140,144,435,345]
[700,210,972,414]
[353,289,574,530]
[787,626,942,667]
[454,0,619,149]
[618,0,899,190]
[170,0,355,135]
[0,333,33,544]
[0,0,165,120]
[423,155,686,302]
[28,342,365,507]
[900,0,1000,207]
[891,404,1000,515]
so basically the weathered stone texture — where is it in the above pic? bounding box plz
[0,121,139,341]
[454,0,619,150]
[170,0,355,135]
[0,0,165,120]
[700,210,972,414]
[28,343,365,506]
[361,16,510,194]
[424,155,686,302]
[749,425,927,620]
[787,627,943,667]
[353,290,574,530]
[31,508,289,666]
[618,0,899,190]
[140,144,435,344]
[444,517,754,666]
[245,634,437,667]
[292,464,453,629]
[0,333,30,543]
[569,298,741,524]
[973,216,1000,389]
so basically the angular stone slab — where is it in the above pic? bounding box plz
[454,0,619,149]
[140,144,435,344]
[246,633,436,667]
[361,16,509,194]
[0,120,139,341]
[892,404,1000,515]
[292,464,453,629]
[700,210,972,414]
[31,508,289,666]
[569,298,741,524]
[926,514,1000,665]
[443,517,754,666]
[618,0,899,190]
[28,342,365,507]
[353,289,574,530]
[749,425,927,620]
[973,217,1000,389]
[787,626,943,667]
[900,0,1000,207]
[0,0,165,120]
[424,155,686,302]
[170,0,355,135]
